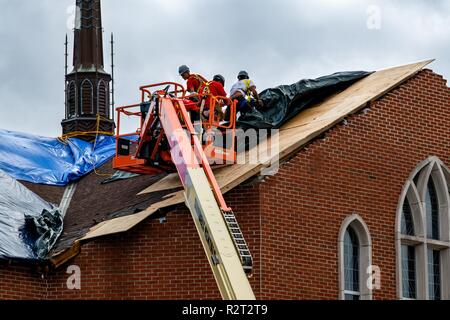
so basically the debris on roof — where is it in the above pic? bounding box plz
[0,170,63,260]
[48,162,176,256]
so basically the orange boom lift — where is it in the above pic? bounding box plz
[113,82,255,300]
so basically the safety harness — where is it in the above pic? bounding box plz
[200,81,213,119]
[242,79,253,102]
[189,74,208,92]
[199,81,226,121]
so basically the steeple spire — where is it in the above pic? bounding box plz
[62,0,115,139]
[73,0,104,71]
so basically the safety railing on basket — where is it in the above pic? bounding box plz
[115,82,238,155]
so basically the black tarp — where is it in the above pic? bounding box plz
[237,71,372,129]
[0,170,63,260]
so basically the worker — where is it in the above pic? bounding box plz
[230,71,263,115]
[178,65,207,94]
[198,74,229,121]
[178,65,208,136]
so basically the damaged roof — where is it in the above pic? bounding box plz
[22,164,181,257]
[7,59,434,267]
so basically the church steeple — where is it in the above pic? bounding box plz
[62,0,114,138]
[73,0,105,71]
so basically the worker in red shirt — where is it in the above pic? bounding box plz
[178,65,208,134]
[198,74,229,121]
[178,65,207,94]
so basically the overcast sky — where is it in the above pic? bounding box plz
[0,0,448,137]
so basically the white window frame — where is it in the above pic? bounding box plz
[338,214,373,300]
[396,156,450,300]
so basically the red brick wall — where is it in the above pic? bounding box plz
[259,69,449,299]
[47,211,222,300]
[0,261,46,299]
[0,69,448,300]
[43,185,262,300]
[0,184,262,300]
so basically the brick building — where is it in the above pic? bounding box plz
[0,62,449,300]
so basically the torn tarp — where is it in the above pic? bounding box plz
[101,170,140,184]
[237,71,372,129]
[0,170,63,260]
[0,129,116,186]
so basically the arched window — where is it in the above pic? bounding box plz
[339,214,372,300]
[97,80,109,117]
[396,157,450,300]
[67,81,77,117]
[344,226,360,300]
[425,179,439,240]
[81,79,94,114]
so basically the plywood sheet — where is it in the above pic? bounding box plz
[81,191,184,241]
[137,173,181,195]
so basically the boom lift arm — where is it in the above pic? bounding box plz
[113,83,255,300]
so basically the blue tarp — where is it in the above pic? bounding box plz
[0,129,116,186]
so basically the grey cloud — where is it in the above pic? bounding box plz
[0,0,448,136]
